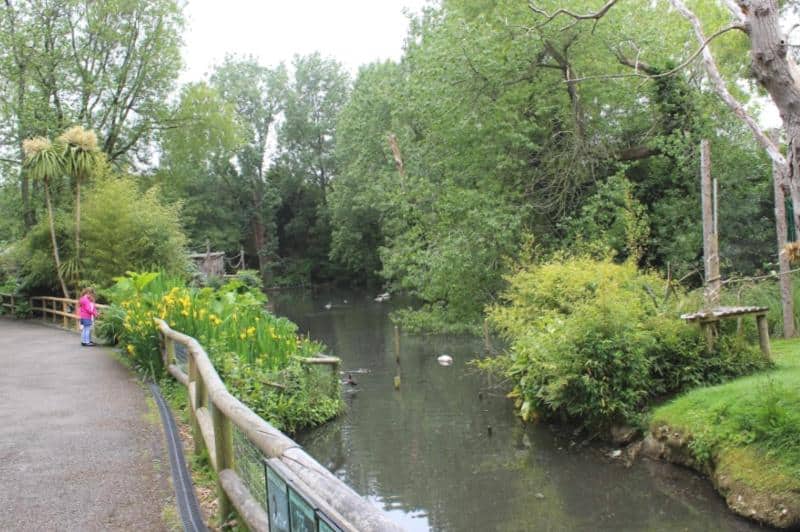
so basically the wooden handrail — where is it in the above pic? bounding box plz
[156,319,402,532]
[30,295,109,311]
[0,294,108,333]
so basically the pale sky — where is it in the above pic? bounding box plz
[180,0,431,82]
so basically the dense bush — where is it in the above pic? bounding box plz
[7,176,190,294]
[81,177,190,288]
[99,272,342,433]
[487,257,769,433]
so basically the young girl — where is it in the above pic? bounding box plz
[78,288,99,346]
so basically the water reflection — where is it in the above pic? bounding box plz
[272,288,766,532]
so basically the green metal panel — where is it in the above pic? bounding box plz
[289,488,316,532]
[266,463,290,532]
[316,511,342,532]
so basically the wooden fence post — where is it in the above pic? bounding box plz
[212,401,234,528]
[188,351,206,456]
[756,313,772,359]
[701,140,721,309]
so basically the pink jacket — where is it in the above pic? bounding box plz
[79,295,98,320]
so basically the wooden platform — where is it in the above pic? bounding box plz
[681,306,770,358]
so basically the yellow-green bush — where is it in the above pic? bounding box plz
[488,257,769,433]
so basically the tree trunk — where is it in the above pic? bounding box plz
[741,0,800,235]
[75,177,81,286]
[20,165,33,229]
[772,160,795,337]
[44,181,70,299]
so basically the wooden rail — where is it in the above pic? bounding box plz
[0,292,17,314]
[156,319,403,532]
[0,293,108,332]
[31,296,109,332]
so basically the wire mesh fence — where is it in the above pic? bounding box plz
[173,341,188,373]
[233,424,267,507]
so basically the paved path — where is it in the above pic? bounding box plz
[0,319,175,531]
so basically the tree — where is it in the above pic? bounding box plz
[210,57,287,283]
[159,83,244,252]
[59,125,100,286]
[273,53,350,282]
[278,53,350,204]
[0,0,184,229]
[526,0,799,335]
[22,136,68,298]
[330,61,404,282]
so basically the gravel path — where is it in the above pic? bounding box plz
[0,319,176,531]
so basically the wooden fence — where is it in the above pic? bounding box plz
[0,292,16,315]
[0,293,108,331]
[157,319,403,532]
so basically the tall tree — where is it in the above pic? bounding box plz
[0,0,184,229]
[278,53,350,204]
[159,82,244,253]
[272,53,350,282]
[59,125,100,286]
[22,136,68,298]
[210,57,287,283]
[526,0,799,335]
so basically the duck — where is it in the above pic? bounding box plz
[437,354,453,366]
[344,373,358,386]
[324,302,332,310]
[374,292,390,302]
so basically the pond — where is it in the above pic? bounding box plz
[271,288,767,532]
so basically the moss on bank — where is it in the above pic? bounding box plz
[646,339,800,528]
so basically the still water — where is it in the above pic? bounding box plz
[272,289,767,532]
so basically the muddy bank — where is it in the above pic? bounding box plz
[642,424,800,529]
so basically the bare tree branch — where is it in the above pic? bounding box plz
[529,0,620,31]
[566,24,743,83]
[668,0,785,168]
[722,0,746,24]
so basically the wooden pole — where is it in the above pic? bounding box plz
[772,160,796,337]
[188,351,206,456]
[483,319,492,355]
[701,140,721,309]
[756,313,772,359]
[212,401,234,529]
[393,325,401,390]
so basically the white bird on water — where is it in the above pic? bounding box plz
[374,292,390,302]
[324,302,332,310]
[437,354,453,366]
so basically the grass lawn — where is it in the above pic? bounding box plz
[649,338,800,495]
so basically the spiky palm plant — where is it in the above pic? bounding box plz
[59,126,100,286]
[23,137,70,299]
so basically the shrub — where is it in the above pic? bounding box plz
[487,256,769,433]
[81,177,190,288]
[99,271,342,433]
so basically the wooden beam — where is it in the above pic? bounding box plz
[219,469,269,532]
[701,139,721,308]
